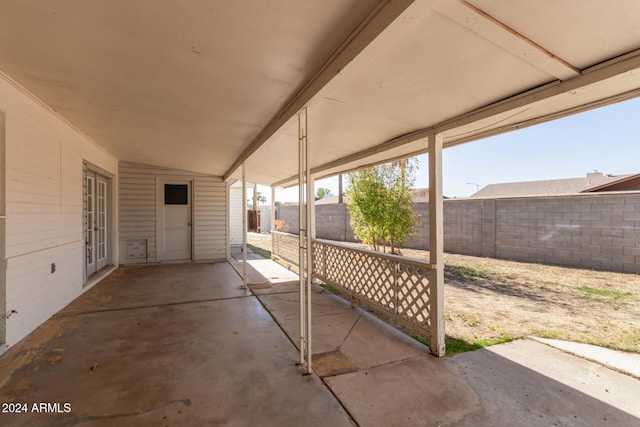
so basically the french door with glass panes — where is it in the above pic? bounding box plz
[86,172,108,276]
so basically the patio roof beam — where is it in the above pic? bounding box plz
[433,48,640,138]
[271,48,640,188]
[271,132,429,188]
[223,0,415,182]
[439,87,640,148]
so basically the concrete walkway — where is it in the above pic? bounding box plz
[0,256,638,426]
[0,262,353,427]
[235,251,640,426]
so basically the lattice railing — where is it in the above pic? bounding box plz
[272,231,300,266]
[271,232,433,336]
[313,239,432,335]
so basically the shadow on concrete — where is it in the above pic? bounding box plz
[449,342,640,426]
[0,261,638,426]
[0,262,353,427]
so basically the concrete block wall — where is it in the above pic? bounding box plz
[277,192,640,273]
[278,205,300,234]
[279,204,353,241]
[494,194,640,273]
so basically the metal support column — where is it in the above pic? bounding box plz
[306,153,314,367]
[428,132,446,356]
[298,108,312,374]
[271,186,276,256]
[241,163,248,289]
[225,180,231,261]
[271,186,277,232]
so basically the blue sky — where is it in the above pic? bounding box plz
[264,96,640,202]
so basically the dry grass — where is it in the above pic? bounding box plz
[248,233,640,354]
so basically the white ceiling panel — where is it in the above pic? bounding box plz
[0,0,384,175]
[2,0,639,187]
[468,0,640,70]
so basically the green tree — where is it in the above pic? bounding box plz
[316,187,332,199]
[256,192,267,205]
[346,159,418,253]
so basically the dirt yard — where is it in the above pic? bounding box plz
[247,233,640,354]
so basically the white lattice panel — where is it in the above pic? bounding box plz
[313,240,432,333]
[274,234,432,334]
[272,231,299,265]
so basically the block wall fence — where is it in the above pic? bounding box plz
[276,192,640,274]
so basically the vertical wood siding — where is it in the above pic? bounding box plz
[119,162,227,264]
[193,178,226,260]
[118,163,158,262]
[0,74,118,347]
[229,187,243,246]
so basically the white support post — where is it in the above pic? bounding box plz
[271,186,276,257]
[242,163,248,289]
[305,141,314,374]
[225,180,231,261]
[297,107,312,374]
[271,186,276,232]
[309,179,317,285]
[428,132,446,356]
[298,110,305,369]
[309,182,316,240]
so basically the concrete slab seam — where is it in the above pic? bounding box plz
[338,314,362,349]
[58,294,252,317]
[254,290,299,296]
[250,287,359,426]
[320,375,360,427]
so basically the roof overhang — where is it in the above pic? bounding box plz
[1,0,639,186]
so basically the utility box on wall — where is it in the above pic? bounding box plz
[126,239,147,263]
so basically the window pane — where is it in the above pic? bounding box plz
[164,184,188,205]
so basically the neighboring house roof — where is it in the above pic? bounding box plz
[582,174,640,193]
[470,171,635,198]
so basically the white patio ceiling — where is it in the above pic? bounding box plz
[1,0,639,186]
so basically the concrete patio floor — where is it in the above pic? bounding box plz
[0,256,639,426]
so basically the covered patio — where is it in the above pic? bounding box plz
[0,258,638,426]
[1,1,640,424]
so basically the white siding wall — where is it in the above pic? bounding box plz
[1,111,6,347]
[193,178,226,260]
[229,187,243,246]
[119,163,158,262]
[0,74,119,348]
[119,162,226,264]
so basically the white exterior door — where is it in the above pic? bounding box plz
[96,176,108,270]
[159,182,192,261]
[86,172,109,276]
[86,174,96,275]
